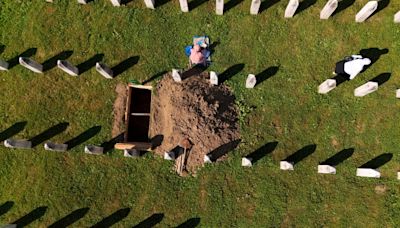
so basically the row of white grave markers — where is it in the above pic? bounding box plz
[0,56,117,79]
[171,69,257,88]
[318,79,381,97]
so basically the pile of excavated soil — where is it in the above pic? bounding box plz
[150,72,240,173]
[112,83,127,138]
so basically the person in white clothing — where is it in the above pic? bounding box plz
[334,55,371,80]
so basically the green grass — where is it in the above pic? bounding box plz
[0,0,400,226]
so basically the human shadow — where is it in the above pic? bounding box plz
[0,121,27,142]
[245,141,278,165]
[121,0,134,4]
[176,217,201,228]
[76,53,104,75]
[370,72,391,86]
[371,0,390,18]
[64,126,102,150]
[142,71,167,85]
[260,0,280,13]
[219,64,245,84]
[332,0,356,16]
[224,0,244,14]
[91,208,130,228]
[42,50,73,72]
[359,153,393,169]
[8,48,37,69]
[133,213,164,228]
[112,56,140,77]
[0,201,14,217]
[48,208,90,228]
[29,122,69,147]
[295,0,317,16]
[182,65,207,80]
[12,206,47,227]
[283,144,316,164]
[100,133,124,154]
[151,134,164,150]
[320,148,354,166]
[206,139,241,162]
[255,66,279,86]
[209,41,220,56]
[188,0,209,11]
[155,0,171,7]
[359,48,389,72]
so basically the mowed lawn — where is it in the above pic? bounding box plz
[0,0,400,226]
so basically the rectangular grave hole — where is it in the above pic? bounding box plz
[129,87,152,114]
[127,115,150,142]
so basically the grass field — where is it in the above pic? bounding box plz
[1,0,400,227]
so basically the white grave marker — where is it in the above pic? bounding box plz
[320,0,338,19]
[354,82,378,97]
[318,79,336,94]
[110,0,121,6]
[318,165,336,174]
[124,149,140,157]
[77,0,88,4]
[44,142,68,152]
[172,69,182,82]
[95,62,114,79]
[246,74,257,88]
[216,0,224,15]
[356,168,380,178]
[241,157,252,167]
[0,60,9,71]
[4,139,32,149]
[164,151,175,160]
[204,155,212,163]
[19,57,43,73]
[284,0,299,18]
[394,11,400,23]
[210,71,218,85]
[179,0,189,12]
[396,89,400,98]
[144,0,155,9]
[250,0,261,15]
[57,60,79,76]
[355,1,378,23]
[280,161,294,170]
[84,145,104,155]
[397,172,400,180]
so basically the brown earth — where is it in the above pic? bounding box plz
[149,72,240,174]
[112,83,127,138]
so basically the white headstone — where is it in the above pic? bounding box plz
[44,142,68,152]
[4,139,32,149]
[144,0,155,9]
[241,157,253,167]
[164,151,175,160]
[250,0,261,15]
[210,71,218,85]
[204,154,212,163]
[95,62,114,79]
[356,168,380,178]
[84,145,104,155]
[318,79,337,94]
[110,0,121,6]
[355,1,378,23]
[394,11,400,23]
[0,59,9,71]
[77,0,88,4]
[216,0,224,15]
[179,0,189,12]
[320,0,338,19]
[246,74,257,88]
[354,82,378,97]
[396,89,400,98]
[280,161,294,170]
[318,165,336,174]
[172,69,182,82]
[124,149,140,157]
[284,0,299,18]
[57,60,79,76]
[19,57,43,74]
[397,171,400,180]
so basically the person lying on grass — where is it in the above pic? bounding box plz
[189,44,207,66]
[334,55,371,80]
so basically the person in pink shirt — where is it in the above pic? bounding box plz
[189,45,206,66]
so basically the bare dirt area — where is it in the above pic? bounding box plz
[150,72,240,174]
[112,83,127,138]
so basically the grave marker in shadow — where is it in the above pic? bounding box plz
[255,66,279,86]
[205,139,241,163]
[133,213,164,228]
[64,126,101,150]
[76,54,104,75]
[219,64,244,84]
[42,50,73,72]
[29,122,69,147]
[280,144,316,170]
[0,201,14,217]
[91,208,130,228]
[48,208,89,228]
[0,122,27,142]
[7,48,37,69]
[176,217,200,228]
[12,206,47,227]
[357,153,393,178]
[242,141,278,167]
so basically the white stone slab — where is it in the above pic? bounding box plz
[354,82,378,97]
[356,168,380,178]
[355,1,378,23]
[210,71,218,85]
[397,171,400,180]
[318,79,336,94]
[77,0,88,4]
[216,0,224,15]
[280,161,294,170]
[250,0,261,15]
[144,0,155,9]
[57,60,79,76]
[44,142,68,152]
[19,57,43,73]
[320,0,338,19]
[110,0,121,6]
[0,59,9,71]
[96,62,114,79]
[172,69,182,82]
[84,145,104,155]
[124,149,140,157]
[246,74,256,88]
[164,151,175,160]
[4,139,32,149]
[318,165,336,174]
[204,155,212,163]
[284,0,299,18]
[396,89,400,98]
[395,11,400,23]
[241,157,252,167]
[179,0,189,12]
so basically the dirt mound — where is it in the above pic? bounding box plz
[112,83,127,138]
[150,72,240,174]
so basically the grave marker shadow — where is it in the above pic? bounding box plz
[255,65,279,86]
[359,48,389,72]
[371,0,390,18]
[245,141,278,165]
[0,201,14,217]
[76,54,104,75]
[151,134,164,150]
[296,0,317,15]
[133,213,164,228]
[30,122,69,147]
[259,0,280,13]
[8,48,37,69]
[12,206,47,227]
[224,0,244,13]
[112,56,140,77]
[48,208,89,228]
[90,208,130,228]
[206,139,241,162]
[332,0,356,16]
[188,0,209,11]
[320,148,354,166]
[370,72,391,86]
[42,50,73,72]
[284,144,316,164]
[176,217,201,228]
[100,133,124,154]
[219,64,244,84]
[359,153,393,169]
[0,121,27,142]
[142,71,167,85]
[64,126,101,150]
